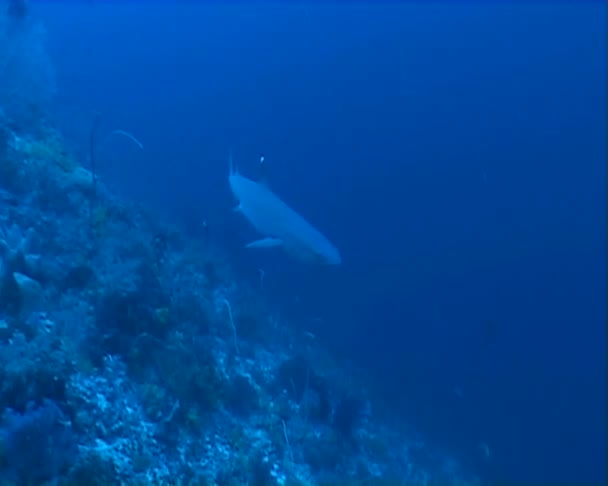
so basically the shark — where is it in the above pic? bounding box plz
[228,155,341,265]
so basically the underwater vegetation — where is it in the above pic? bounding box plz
[0,6,481,486]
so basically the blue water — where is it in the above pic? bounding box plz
[39,2,606,484]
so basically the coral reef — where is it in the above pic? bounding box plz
[0,81,479,486]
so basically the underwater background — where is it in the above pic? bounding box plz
[0,1,605,485]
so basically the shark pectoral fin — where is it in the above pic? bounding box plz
[246,237,283,249]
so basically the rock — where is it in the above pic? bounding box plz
[13,271,43,311]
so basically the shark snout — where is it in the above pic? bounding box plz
[324,247,342,265]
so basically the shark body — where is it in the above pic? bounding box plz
[229,158,341,265]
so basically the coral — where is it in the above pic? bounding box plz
[0,399,77,484]
[61,263,96,291]
[154,336,226,414]
[302,437,341,473]
[224,373,260,416]
[92,286,170,367]
[0,329,75,412]
[92,205,108,234]
[248,452,276,486]
[65,356,172,484]
[21,130,76,172]
[154,306,171,328]
[64,451,120,486]
[275,355,330,423]
[333,393,365,441]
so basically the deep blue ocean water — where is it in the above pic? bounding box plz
[32,1,607,484]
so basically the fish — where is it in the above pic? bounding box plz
[228,154,341,265]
